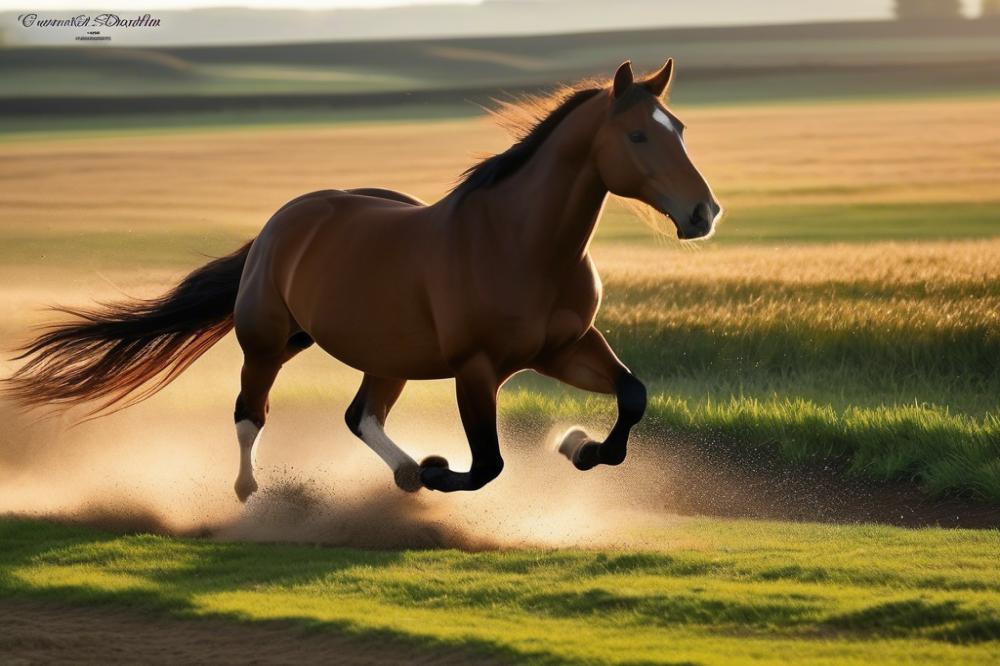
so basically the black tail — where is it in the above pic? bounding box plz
[5,240,255,415]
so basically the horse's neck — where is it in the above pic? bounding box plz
[455,101,608,269]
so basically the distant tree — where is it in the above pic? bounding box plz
[983,0,1000,17]
[894,0,963,19]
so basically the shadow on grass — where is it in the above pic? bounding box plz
[823,598,1000,645]
[0,518,541,664]
[3,516,999,655]
[522,588,816,628]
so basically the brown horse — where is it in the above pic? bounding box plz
[7,60,721,501]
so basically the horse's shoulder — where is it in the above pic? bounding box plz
[551,255,602,327]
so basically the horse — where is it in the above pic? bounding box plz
[6,60,721,501]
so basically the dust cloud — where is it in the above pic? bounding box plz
[2,382,991,546]
[0,396,691,550]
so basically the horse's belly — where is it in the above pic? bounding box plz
[309,308,450,379]
[282,228,449,379]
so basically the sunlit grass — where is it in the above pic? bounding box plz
[2,518,998,664]
[593,240,1000,394]
[510,239,1000,500]
[500,390,1000,502]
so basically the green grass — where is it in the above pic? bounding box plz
[2,518,998,664]
[500,388,1000,502]
[598,275,1000,403]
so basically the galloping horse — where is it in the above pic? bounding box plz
[7,60,721,501]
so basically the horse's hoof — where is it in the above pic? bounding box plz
[419,455,450,490]
[234,475,258,503]
[420,455,450,470]
[557,428,599,471]
[393,462,423,493]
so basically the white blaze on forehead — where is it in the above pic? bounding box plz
[652,107,677,134]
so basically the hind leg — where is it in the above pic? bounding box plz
[344,375,422,492]
[233,332,314,502]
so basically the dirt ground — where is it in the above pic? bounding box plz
[0,599,510,666]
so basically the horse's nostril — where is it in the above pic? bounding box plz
[692,202,713,227]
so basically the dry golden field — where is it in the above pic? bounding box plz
[2,97,1000,239]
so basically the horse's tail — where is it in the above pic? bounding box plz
[5,239,255,415]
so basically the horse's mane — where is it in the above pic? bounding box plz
[451,83,604,199]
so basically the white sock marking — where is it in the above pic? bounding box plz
[235,419,262,469]
[358,415,417,472]
[236,419,264,465]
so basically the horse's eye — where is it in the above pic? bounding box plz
[628,130,648,143]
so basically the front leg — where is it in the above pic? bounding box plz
[420,357,505,492]
[534,327,647,470]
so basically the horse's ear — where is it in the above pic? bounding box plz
[612,61,634,98]
[643,58,674,98]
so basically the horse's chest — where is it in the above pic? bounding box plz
[486,272,600,364]
[477,307,585,371]
[439,256,601,370]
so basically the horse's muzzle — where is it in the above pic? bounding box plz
[678,201,722,240]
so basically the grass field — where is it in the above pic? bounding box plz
[2,518,999,664]
[0,82,998,662]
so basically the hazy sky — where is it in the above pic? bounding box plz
[12,0,983,14]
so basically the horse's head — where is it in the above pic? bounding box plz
[593,60,722,240]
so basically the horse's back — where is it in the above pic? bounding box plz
[347,187,426,207]
[247,188,427,280]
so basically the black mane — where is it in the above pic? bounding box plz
[451,87,603,199]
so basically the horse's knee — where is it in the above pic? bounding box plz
[617,373,647,423]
